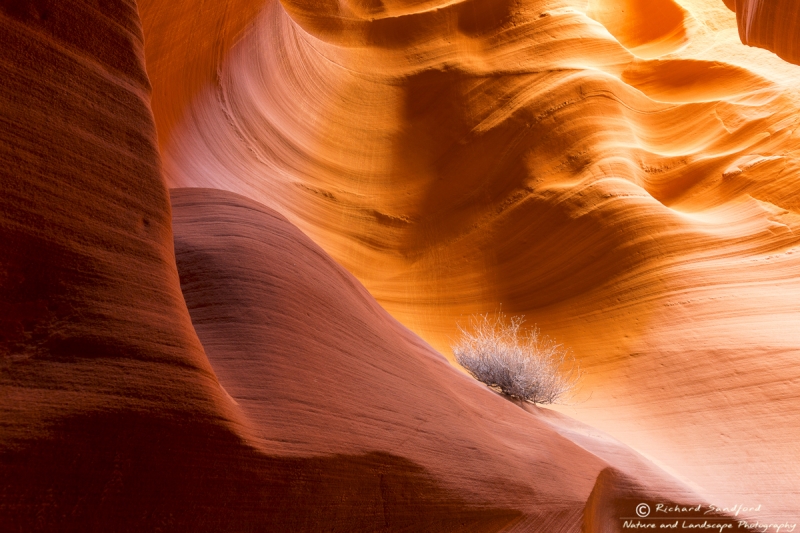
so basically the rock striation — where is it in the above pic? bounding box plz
[146,0,800,521]
[1,1,745,530]
[3,0,800,529]
[170,187,738,532]
[725,0,800,65]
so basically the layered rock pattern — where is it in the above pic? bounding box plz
[1,1,744,530]
[725,0,800,65]
[171,187,733,532]
[148,0,800,520]
[3,0,799,529]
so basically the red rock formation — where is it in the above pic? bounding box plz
[725,0,800,65]
[2,1,744,530]
[171,187,744,531]
[0,1,258,528]
[0,0,238,437]
[145,0,800,522]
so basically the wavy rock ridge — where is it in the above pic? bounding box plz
[3,0,800,529]
[1,1,752,531]
[171,187,726,531]
[147,0,800,521]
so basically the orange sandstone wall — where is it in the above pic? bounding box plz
[142,0,800,521]
[2,2,723,530]
[137,0,265,148]
[172,187,731,532]
[0,0,261,528]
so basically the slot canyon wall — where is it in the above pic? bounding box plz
[142,0,800,521]
[725,0,800,66]
[1,0,799,530]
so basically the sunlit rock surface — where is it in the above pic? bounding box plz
[1,1,743,530]
[171,187,729,531]
[143,0,800,521]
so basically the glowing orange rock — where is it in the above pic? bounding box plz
[3,2,738,530]
[140,0,800,520]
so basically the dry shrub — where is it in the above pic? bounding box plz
[452,313,579,405]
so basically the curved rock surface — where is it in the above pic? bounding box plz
[145,0,800,521]
[0,2,740,530]
[138,0,265,148]
[0,1,262,529]
[171,187,738,531]
[725,0,800,65]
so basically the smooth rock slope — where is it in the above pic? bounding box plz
[145,0,800,520]
[1,1,741,531]
[170,187,741,532]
